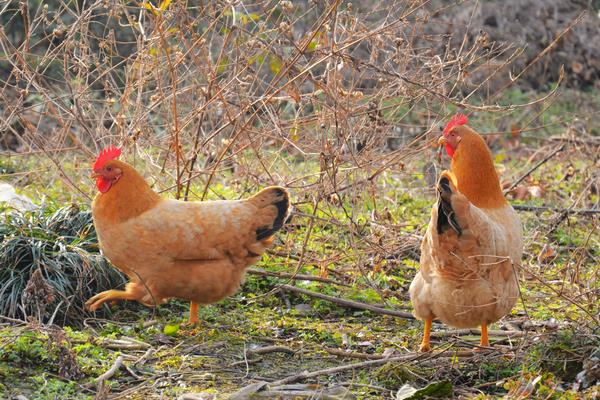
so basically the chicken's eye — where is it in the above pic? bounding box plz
[106,166,112,172]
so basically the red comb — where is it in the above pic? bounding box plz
[443,113,468,136]
[93,146,121,170]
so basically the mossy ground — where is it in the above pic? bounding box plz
[0,89,598,399]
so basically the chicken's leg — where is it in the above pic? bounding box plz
[419,317,433,352]
[479,323,489,347]
[182,301,200,326]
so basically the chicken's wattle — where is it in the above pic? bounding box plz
[445,143,455,157]
[96,177,112,193]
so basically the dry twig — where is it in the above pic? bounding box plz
[278,284,414,319]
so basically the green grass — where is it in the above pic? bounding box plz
[0,86,598,398]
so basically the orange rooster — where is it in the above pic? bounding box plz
[409,114,523,351]
[86,147,290,325]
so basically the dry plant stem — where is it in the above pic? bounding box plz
[196,2,344,200]
[518,264,599,326]
[324,347,387,360]
[18,116,93,200]
[154,12,182,198]
[95,355,124,384]
[181,32,230,201]
[247,345,295,355]
[101,342,149,351]
[570,223,597,286]
[430,329,526,338]
[269,350,484,386]
[550,136,600,145]
[247,268,348,286]
[198,1,426,196]
[504,143,566,194]
[0,30,95,156]
[505,12,586,88]
[548,179,597,235]
[249,197,322,304]
[0,315,27,324]
[513,205,600,215]
[230,358,262,368]
[278,284,414,319]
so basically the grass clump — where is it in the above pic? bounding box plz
[0,204,126,325]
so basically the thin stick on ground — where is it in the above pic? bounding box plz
[430,328,526,338]
[95,355,124,384]
[269,350,487,386]
[324,347,388,360]
[278,284,415,319]
[247,345,296,355]
[247,268,349,286]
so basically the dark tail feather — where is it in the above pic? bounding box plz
[254,187,290,240]
[436,176,462,236]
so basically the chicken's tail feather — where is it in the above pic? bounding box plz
[436,176,462,236]
[250,186,290,240]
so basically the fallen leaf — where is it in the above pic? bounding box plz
[163,323,180,336]
[509,185,544,200]
[396,381,453,399]
[511,185,529,200]
[537,244,556,264]
[571,61,584,74]
[527,185,544,198]
[511,124,521,138]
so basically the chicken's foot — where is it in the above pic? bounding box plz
[85,289,140,311]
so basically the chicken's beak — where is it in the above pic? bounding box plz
[90,171,101,179]
[436,136,445,162]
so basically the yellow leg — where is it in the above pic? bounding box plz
[419,317,433,352]
[479,323,490,347]
[85,289,140,311]
[185,302,200,325]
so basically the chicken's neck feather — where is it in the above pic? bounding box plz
[92,161,161,223]
[451,130,507,209]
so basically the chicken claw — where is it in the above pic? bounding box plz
[85,289,135,311]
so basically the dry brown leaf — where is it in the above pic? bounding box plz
[508,184,544,200]
[537,244,557,264]
[511,124,522,138]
